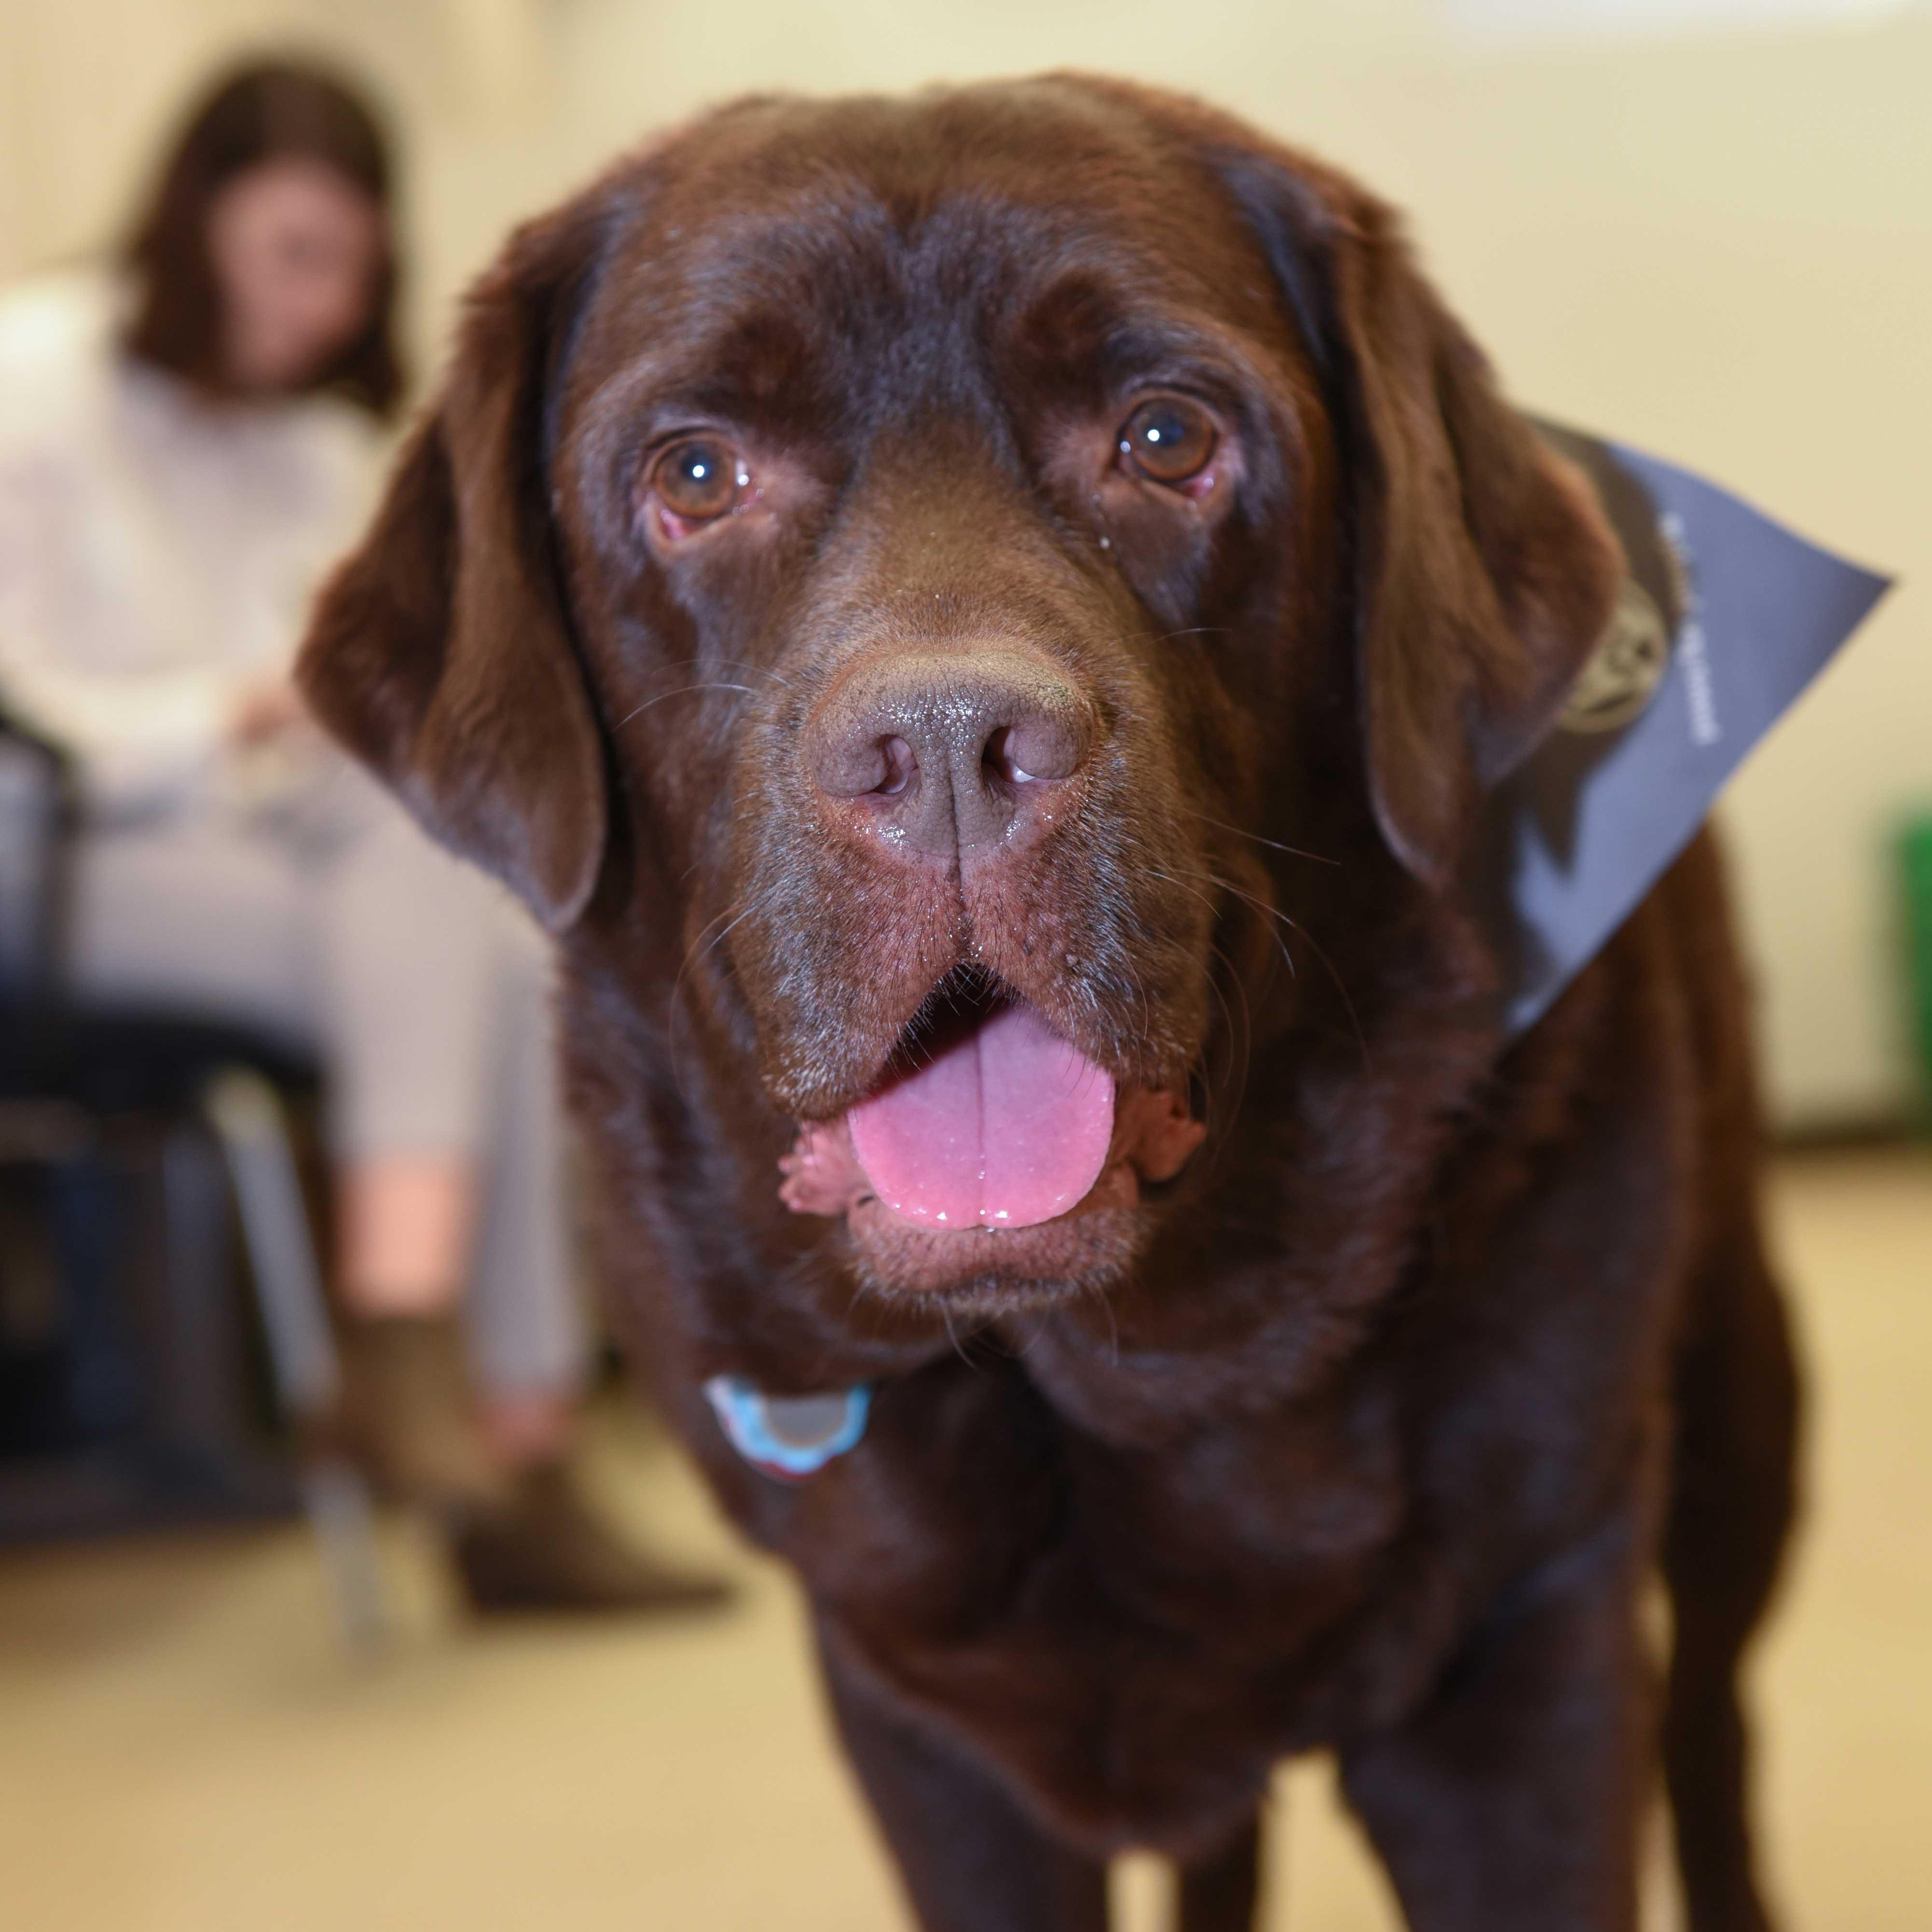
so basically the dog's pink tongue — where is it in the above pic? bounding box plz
[847,1001,1115,1230]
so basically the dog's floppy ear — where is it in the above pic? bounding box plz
[298,194,611,931]
[1221,151,1623,889]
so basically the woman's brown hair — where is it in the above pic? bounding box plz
[122,58,405,417]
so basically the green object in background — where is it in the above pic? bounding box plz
[1903,816,1932,1127]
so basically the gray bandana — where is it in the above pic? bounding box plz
[1481,423,1892,1035]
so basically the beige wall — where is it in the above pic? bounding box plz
[4,0,1927,1127]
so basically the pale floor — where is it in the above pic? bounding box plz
[0,1151,1926,1932]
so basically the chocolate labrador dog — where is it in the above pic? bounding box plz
[299,77,1798,1932]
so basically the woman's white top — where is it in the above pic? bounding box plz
[0,270,383,818]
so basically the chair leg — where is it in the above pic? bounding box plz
[204,1067,389,1653]
[300,1456,390,1652]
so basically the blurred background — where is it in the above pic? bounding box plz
[6,0,1930,1131]
[0,2,1927,1929]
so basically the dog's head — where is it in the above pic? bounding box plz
[299,79,1618,1312]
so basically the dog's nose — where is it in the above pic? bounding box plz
[807,649,1095,857]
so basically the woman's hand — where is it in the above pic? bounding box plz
[228,676,309,746]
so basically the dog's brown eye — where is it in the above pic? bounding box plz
[653,438,742,523]
[1118,397,1216,485]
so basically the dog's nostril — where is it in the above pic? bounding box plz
[982,728,1029,786]
[874,736,915,798]
[997,717,1079,786]
[816,732,917,800]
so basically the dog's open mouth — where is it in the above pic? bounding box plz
[779,971,1204,1293]
[851,972,1118,1230]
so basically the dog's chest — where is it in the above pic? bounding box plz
[796,1362,1416,1839]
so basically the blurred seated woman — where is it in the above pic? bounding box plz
[0,59,724,1614]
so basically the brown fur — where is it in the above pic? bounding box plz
[299,78,1798,1932]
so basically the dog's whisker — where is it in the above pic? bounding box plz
[1135,861,1275,1127]
[1173,867,1299,982]
[707,657,795,692]
[1180,807,1340,867]
[1185,859,1367,1068]
[1123,953,1154,1067]
[1201,940,1252,1134]
[1080,624,1233,663]
[937,1297,973,1366]
[666,903,750,1105]
[1147,864,1297,986]
[1275,911,1370,1071]
[1206,938,1254,1146]
[1081,1277,1123,1367]
[615,682,755,728]
[1182,877,1367,1074]
[1189,861,1366,1063]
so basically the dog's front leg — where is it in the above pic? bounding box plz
[1338,1510,1651,1932]
[817,1626,1108,1932]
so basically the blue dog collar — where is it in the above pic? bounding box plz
[704,1376,871,1481]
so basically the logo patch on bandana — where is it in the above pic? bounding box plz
[1558,577,1672,736]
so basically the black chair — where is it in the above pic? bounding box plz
[0,710,385,1644]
